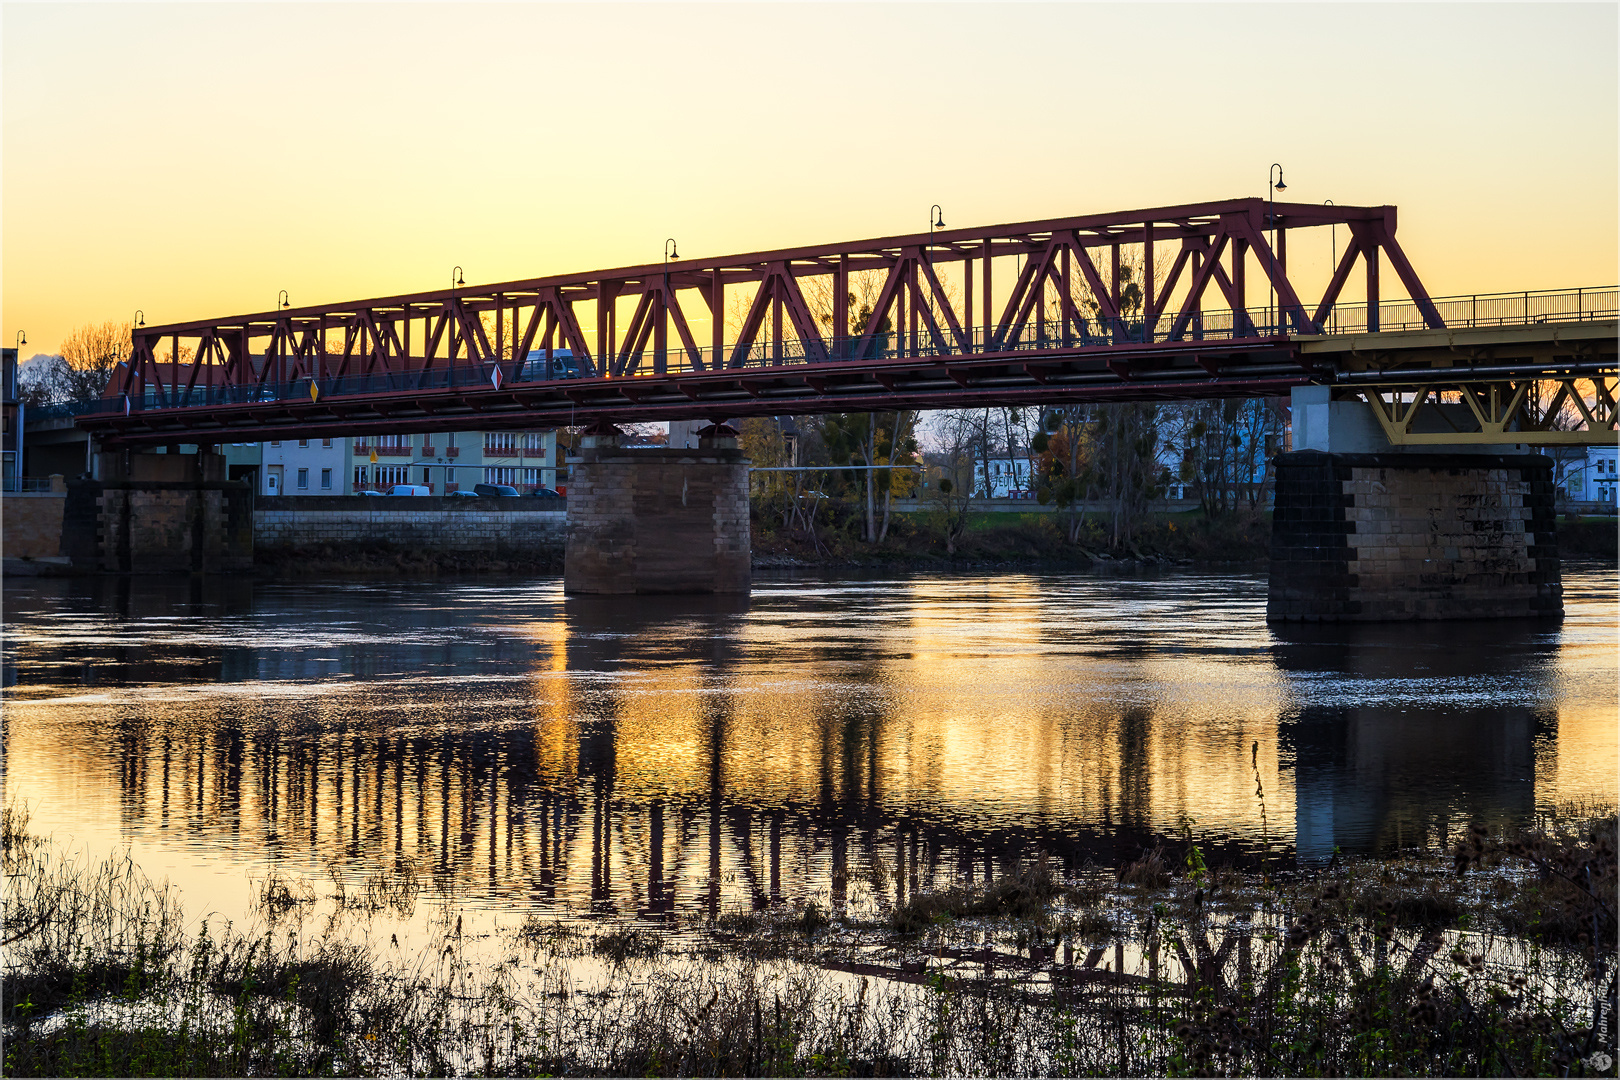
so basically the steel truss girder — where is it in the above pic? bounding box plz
[1346,375,1619,446]
[105,199,1439,417]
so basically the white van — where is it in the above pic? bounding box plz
[385,484,432,496]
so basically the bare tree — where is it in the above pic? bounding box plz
[923,409,985,555]
[25,321,133,405]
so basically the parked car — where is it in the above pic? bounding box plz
[473,483,521,497]
[525,487,562,499]
[447,490,481,498]
[386,484,432,496]
[357,489,385,496]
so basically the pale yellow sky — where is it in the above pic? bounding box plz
[4,2,1616,358]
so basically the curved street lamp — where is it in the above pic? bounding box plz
[14,330,25,350]
[926,206,945,351]
[1323,198,1337,272]
[1267,163,1287,334]
[134,311,145,328]
[452,266,465,290]
[277,290,290,310]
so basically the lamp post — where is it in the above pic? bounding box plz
[134,311,144,329]
[277,290,290,311]
[1322,200,1335,333]
[662,239,679,370]
[1267,163,1287,334]
[452,266,465,290]
[927,206,944,351]
[10,331,22,488]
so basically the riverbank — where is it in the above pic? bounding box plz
[18,512,1610,580]
[753,508,1274,570]
[4,800,1612,1077]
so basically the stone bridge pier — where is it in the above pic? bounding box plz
[63,445,255,573]
[564,422,750,595]
[1268,386,1562,622]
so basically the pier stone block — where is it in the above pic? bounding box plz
[564,427,750,594]
[1267,451,1561,622]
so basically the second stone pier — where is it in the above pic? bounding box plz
[563,423,751,594]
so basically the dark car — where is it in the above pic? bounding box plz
[525,487,562,499]
[473,483,521,497]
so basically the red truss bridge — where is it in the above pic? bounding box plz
[80,199,1617,447]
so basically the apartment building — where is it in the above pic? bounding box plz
[260,429,561,495]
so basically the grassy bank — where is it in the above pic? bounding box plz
[1561,518,1620,560]
[5,800,1614,1077]
[754,504,1272,570]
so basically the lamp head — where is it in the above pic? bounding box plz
[1275,175,1287,192]
[134,311,144,328]
[17,331,25,346]
[454,268,465,287]
[932,205,945,229]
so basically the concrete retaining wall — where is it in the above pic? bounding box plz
[256,495,566,551]
[1268,451,1562,622]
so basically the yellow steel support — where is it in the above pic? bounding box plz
[1348,376,1618,446]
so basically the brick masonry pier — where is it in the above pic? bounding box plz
[564,424,750,594]
[1268,450,1562,622]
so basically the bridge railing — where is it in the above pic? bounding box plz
[92,286,1616,415]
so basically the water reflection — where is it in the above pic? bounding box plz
[3,569,1612,923]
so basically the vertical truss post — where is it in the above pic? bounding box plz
[1366,243,1381,332]
[1143,224,1156,343]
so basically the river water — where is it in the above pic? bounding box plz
[2,567,1614,929]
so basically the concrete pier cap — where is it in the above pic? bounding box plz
[563,419,751,595]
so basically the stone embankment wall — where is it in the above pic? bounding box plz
[256,496,566,552]
[3,488,67,558]
[1268,451,1561,622]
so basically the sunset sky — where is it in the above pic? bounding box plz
[4,2,1616,360]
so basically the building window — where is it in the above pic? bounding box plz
[320,468,332,490]
[298,439,309,448]
[445,468,454,484]
[296,468,309,489]
[484,466,539,487]
[379,434,408,450]
[271,440,281,447]
[322,438,332,448]
[485,432,518,453]
[355,464,409,490]
[423,469,432,485]
[446,434,455,449]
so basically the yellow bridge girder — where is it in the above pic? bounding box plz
[1339,376,1617,446]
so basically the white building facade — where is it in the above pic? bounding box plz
[1562,444,1619,507]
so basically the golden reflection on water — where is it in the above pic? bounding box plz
[2,569,1613,926]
